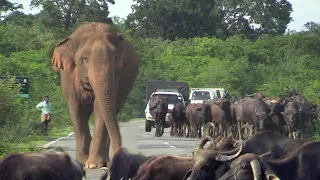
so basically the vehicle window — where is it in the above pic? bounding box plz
[192,91,211,100]
[151,94,183,104]
[216,90,221,98]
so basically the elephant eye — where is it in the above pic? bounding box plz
[81,57,88,63]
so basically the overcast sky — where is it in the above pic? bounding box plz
[9,0,320,32]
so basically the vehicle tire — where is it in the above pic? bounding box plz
[145,120,152,132]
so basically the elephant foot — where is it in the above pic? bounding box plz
[85,157,108,169]
[77,156,89,165]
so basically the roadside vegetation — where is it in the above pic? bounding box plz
[1,0,320,156]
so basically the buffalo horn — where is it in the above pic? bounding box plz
[184,151,195,157]
[265,170,281,180]
[250,159,262,180]
[99,167,111,180]
[204,122,215,137]
[246,93,255,97]
[194,136,214,152]
[215,140,243,161]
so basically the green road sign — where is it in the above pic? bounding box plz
[0,76,30,98]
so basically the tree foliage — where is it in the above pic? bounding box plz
[30,0,114,32]
[126,0,293,40]
[0,0,22,18]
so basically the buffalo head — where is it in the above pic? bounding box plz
[185,136,243,180]
[253,108,270,131]
[218,153,280,180]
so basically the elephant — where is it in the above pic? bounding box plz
[51,22,139,169]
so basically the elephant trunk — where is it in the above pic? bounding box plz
[90,68,122,154]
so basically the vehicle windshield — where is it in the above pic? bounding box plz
[151,94,183,104]
[191,91,211,100]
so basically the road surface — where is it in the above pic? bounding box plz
[45,120,199,179]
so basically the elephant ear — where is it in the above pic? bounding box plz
[51,38,75,72]
[107,33,127,70]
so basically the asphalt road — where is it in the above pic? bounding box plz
[45,120,199,180]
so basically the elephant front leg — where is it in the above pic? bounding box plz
[68,104,92,164]
[86,100,110,169]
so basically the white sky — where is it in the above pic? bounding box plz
[8,0,320,32]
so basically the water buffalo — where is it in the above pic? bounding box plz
[184,131,308,180]
[0,149,85,180]
[131,156,161,180]
[218,141,320,180]
[235,96,273,140]
[268,98,288,135]
[211,99,235,138]
[149,95,168,137]
[99,147,154,180]
[133,155,193,180]
[170,102,187,137]
[186,103,204,138]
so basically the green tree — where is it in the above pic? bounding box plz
[126,0,292,40]
[30,0,114,32]
[0,0,22,18]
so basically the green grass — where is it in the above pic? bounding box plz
[0,124,73,158]
[129,118,144,121]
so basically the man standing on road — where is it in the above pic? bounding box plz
[36,96,52,136]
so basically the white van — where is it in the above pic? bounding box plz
[189,88,226,104]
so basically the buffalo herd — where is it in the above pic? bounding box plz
[1,90,319,179]
[166,89,318,140]
[100,131,320,180]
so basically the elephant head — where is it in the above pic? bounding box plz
[51,23,128,153]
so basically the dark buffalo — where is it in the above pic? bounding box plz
[168,112,175,137]
[0,149,85,180]
[218,141,320,180]
[211,99,235,138]
[131,156,161,180]
[185,131,308,180]
[133,155,193,180]
[186,103,204,138]
[149,95,168,137]
[235,96,274,140]
[99,147,153,180]
[268,96,289,135]
[170,102,187,137]
[281,98,318,139]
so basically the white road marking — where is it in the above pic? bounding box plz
[163,141,183,151]
[43,132,74,148]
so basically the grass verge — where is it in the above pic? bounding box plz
[129,118,144,121]
[0,124,73,158]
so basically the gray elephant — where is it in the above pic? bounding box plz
[51,22,139,169]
